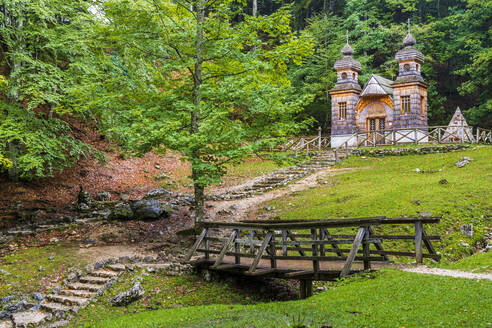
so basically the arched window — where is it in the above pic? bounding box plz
[341,72,347,79]
[416,64,420,71]
[403,64,411,71]
[352,73,356,80]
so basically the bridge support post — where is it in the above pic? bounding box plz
[299,279,312,299]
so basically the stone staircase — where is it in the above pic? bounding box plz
[208,151,350,201]
[0,258,188,328]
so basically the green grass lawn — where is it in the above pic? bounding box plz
[260,146,492,261]
[87,269,492,328]
[0,243,86,300]
[69,270,262,327]
[435,251,492,273]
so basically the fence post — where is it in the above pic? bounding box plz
[300,138,304,149]
[414,128,418,145]
[318,126,322,150]
[438,128,441,144]
[335,149,339,163]
[345,142,349,157]
[306,143,309,157]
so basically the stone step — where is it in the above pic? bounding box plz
[79,276,111,285]
[59,289,97,298]
[46,294,90,307]
[12,310,50,327]
[136,263,171,270]
[106,263,127,272]
[39,320,70,328]
[41,302,78,316]
[66,282,103,292]
[91,270,119,278]
[0,321,12,328]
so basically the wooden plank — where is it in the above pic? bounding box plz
[248,231,273,274]
[234,229,240,264]
[370,250,440,260]
[323,228,344,257]
[195,249,382,261]
[244,268,277,277]
[250,230,256,254]
[341,227,365,277]
[415,221,423,264]
[422,227,437,256]
[211,230,238,269]
[363,227,371,270]
[286,230,306,256]
[368,226,388,261]
[311,229,319,279]
[270,233,277,269]
[279,239,382,245]
[319,228,325,256]
[282,230,288,256]
[205,216,440,229]
[211,264,249,271]
[284,270,314,278]
[185,228,208,261]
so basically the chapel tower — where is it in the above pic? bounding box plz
[392,20,429,129]
[329,32,361,147]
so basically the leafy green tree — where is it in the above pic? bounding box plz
[71,0,313,224]
[0,0,93,180]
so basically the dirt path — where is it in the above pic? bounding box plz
[400,266,492,281]
[206,168,355,221]
[77,245,153,262]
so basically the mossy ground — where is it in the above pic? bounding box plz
[0,243,87,300]
[69,270,264,327]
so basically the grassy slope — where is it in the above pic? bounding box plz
[93,269,491,328]
[262,146,492,260]
[436,251,492,273]
[0,244,86,299]
[69,270,261,327]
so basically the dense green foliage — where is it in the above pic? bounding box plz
[0,0,490,182]
[89,269,492,327]
[69,0,313,221]
[288,0,492,130]
[0,0,94,179]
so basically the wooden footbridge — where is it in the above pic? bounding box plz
[186,216,441,298]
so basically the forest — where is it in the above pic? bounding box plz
[0,0,490,184]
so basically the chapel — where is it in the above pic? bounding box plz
[329,26,428,147]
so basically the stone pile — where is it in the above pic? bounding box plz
[0,254,192,328]
[208,151,347,201]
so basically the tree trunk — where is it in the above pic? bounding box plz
[252,0,257,16]
[192,0,205,226]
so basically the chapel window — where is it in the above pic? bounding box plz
[403,63,410,71]
[421,96,426,113]
[341,72,347,79]
[401,96,411,114]
[338,102,347,120]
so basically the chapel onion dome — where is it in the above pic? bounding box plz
[334,42,361,71]
[395,32,424,62]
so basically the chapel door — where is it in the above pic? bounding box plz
[367,118,386,145]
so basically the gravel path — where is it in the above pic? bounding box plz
[206,168,355,221]
[401,266,492,281]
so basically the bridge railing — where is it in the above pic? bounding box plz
[186,216,441,282]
